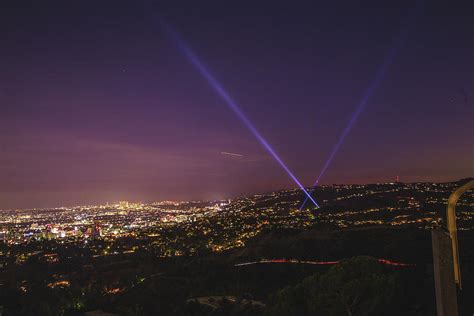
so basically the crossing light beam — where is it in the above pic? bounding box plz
[300,1,422,210]
[161,22,320,208]
[300,41,399,209]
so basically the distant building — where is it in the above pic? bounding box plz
[92,223,102,239]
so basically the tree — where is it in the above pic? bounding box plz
[266,256,402,316]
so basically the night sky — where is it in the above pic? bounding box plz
[1,1,472,209]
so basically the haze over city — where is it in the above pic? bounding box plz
[1,1,472,209]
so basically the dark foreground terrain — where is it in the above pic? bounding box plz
[0,225,473,315]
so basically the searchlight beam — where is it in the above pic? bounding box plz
[300,2,422,209]
[162,22,320,208]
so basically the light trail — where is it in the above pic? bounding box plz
[235,259,338,266]
[300,2,422,210]
[221,151,244,158]
[161,22,319,208]
[235,258,414,267]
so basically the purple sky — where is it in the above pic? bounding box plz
[1,0,473,209]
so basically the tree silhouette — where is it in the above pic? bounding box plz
[266,256,402,316]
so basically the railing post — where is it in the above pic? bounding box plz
[432,179,474,316]
[446,179,474,289]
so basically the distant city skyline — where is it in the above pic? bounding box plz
[0,178,470,211]
[1,1,473,209]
